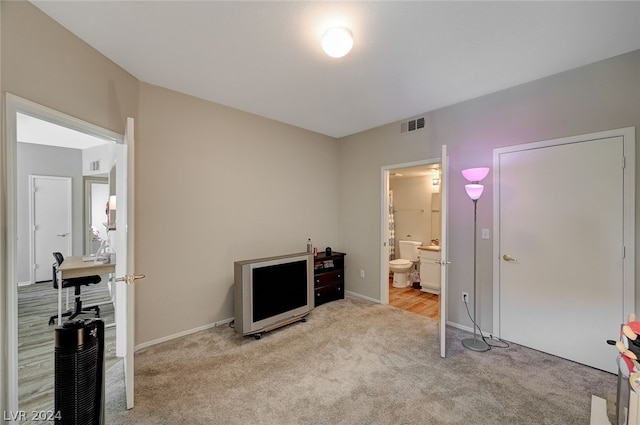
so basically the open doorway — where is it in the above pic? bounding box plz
[5,96,126,415]
[381,160,441,319]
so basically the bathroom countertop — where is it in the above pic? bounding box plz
[418,246,441,252]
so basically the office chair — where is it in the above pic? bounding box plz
[48,252,102,325]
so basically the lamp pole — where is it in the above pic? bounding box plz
[462,196,489,352]
[460,167,490,352]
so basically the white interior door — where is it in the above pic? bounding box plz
[31,175,72,282]
[494,129,635,373]
[439,145,449,358]
[114,117,138,409]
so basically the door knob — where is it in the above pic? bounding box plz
[503,254,517,262]
[116,274,146,285]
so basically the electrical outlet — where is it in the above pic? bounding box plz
[360,269,365,278]
[462,292,469,303]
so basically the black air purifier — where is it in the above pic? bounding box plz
[54,319,105,425]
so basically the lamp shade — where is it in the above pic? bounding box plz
[465,184,484,200]
[322,27,354,58]
[461,167,490,183]
[108,195,117,211]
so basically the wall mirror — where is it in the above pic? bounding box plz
[83,176,109,256]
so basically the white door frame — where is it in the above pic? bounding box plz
[2,93,122,419]
[29,175,73,284]
[117,117,138,409]
[381,152,449,358]
[381,158,439,303]
[492,127,636,337]
[439,145,449,358]
[380,156,442,304]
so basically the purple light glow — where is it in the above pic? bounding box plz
[465,184,484,200]
[461,167,490,183]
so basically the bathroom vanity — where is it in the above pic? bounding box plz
[418,247,441,295]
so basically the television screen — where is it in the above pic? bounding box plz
[252,259,308,323]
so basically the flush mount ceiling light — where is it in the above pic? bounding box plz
[322,27,353,58]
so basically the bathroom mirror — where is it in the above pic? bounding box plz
[431,192,441,242]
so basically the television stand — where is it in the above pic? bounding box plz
[313,251,346,306]
[250,312,309,340]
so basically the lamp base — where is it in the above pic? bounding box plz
[462,337,490,352]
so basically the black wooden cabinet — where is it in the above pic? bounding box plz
[313,252,345,307]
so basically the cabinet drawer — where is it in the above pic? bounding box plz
[315,271,343,286]
[314,283,344,307]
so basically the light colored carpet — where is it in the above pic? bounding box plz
[105,296,616,424]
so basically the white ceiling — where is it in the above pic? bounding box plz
[390,164,440,180]
[17,112,112,149]
[30,1,640,139]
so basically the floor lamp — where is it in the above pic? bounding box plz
[461,167,490,352]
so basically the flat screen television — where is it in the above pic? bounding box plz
[234,252,313,338]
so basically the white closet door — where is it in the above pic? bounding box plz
[496,134,628,373]
[31,175,72,282]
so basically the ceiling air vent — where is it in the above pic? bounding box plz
[400,117,425,134]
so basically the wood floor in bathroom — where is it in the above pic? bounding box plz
[388,278,439,319]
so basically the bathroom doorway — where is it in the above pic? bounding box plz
[382,159,441,319]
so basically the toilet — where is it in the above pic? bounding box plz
[389,240,422,288]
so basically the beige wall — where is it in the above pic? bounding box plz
[338,49,640,331]
[1,2,340,349]
[0,1,139,412]
[135,83,339,344]
[1,1,138,135]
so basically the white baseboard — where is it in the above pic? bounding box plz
[18,281,32,287]
[446,321,474,333]
[345,290,380,304]
[346,289,493,336]
[136,293,380,352]
[133,298,490,353]
[134,317,234,352]
[446,320,494,338]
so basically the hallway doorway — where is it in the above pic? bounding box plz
[5,94,126,416]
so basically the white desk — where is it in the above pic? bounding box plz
[56,256,115,326]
